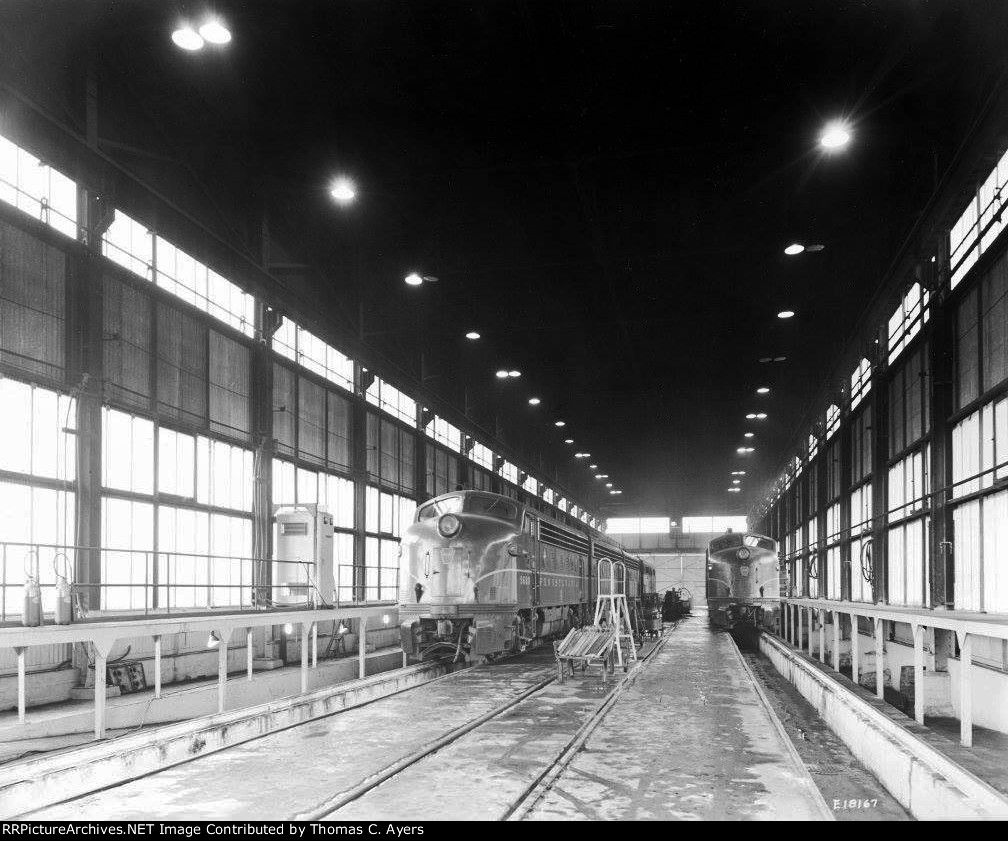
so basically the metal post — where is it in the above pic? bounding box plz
[785,601,791,643]
[832,611,840,672]
[312,622,318,668]
[913,624,925,725]
[358,615,367,679]
[246,628,254,681]
[958,632,973,747]
[850,612,860,686]
[818,611,825,662]
[798,606,804,651]
[300,622,310,693]
[807,607,814,656]
[153,635,162,699]
[15,647,26,723]
[94,651,107,740]
[217,632,228,714]
[874,617,884,700]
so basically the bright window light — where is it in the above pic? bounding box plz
[366,376,417,427]
[0,134,78,238]
[605,517,669,534]
[682,515,748,534]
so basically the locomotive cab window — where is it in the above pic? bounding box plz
[465,493,518,521]
[417,495,462,521]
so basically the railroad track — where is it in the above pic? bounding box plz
[298,628,675,822]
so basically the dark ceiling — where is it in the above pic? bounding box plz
[4,0,1008,516]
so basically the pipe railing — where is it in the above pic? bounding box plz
[777,595,1008,748]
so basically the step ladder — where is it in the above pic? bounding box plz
[554,558,637,682]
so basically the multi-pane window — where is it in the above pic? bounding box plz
[100,408,254,611]
[363,486,413,602]
[425,443,459,499]
[469,441,494,470]
[499,460,519,485]
[953,490,1008,612]
[952,396,1008,499]
[807,432,818,462]
[826,502,841,599]
[557,497,568,513]
[366,376,417,426]
[542,488,555,505]
[366,412,415,493]
[850,358,871,410]
[521,474,538,495]
[0,380,77,618]
[887,282,929,365]
[850,483,874,602]
[886,447,929,607]
[0,134,77,239]
[824,440,841,503]
[825,403,840,440]
[889,345,929,457]
[850,408,872,486]
[102,211,153,280]
[950,147,1008,289]
[272,460,354,529]
[272,317,354,392]
[424,416,462,451]
[957,251,1008,410]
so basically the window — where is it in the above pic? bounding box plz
[826,502,841,599]
[366,412,415,493]
[952,395,1008,498]
[889,345,929,457]
[887,283,930,365]
[424,416,462,451]
[953,490,1008,612]
[950,147,1008,290]
[542,488,555,505]
[850,408,872,486]
[102,408,155,495]
[100,497,153,611]
[469,441,494,470]
[425,443,459,499]
[850,483,873,602]
[521,474,538,495]
[363,486,412,602]
[0,379,76,482]
[155,237,255,337]
[807,432,818,462]
[681,515,748,534]
[102,210,153,280]
[887,516,928,607]
[272,317,354,392]
[888,448,928,522]
[850,358,871,410]
[606,517,670,535]
[271,460,355,530]
[366,376,416,426]
[498,460,519,485]
[557,497,568,513]
[825,403,840,440]
[0,134,77,239]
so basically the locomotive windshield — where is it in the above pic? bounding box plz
[465,494,519,521]
[417,495,463,521]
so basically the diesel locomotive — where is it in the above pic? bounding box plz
[399,490,655,662]
[706,530,783,633]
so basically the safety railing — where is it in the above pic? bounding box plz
[0,540,398,623]
[777,595,1008,747]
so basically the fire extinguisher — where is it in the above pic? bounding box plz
[54,553,72,625]
[23,553,41,627]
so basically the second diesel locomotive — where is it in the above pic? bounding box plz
[706,530,783,633]
[399,490,655,661]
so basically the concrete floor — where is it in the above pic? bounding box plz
[27,617,858,821]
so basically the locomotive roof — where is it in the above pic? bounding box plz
[419,489,651,570]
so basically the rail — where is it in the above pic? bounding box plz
[777,595,1008,747]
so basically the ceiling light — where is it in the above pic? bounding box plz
[465,331,481,340]
[774,356,786,362]
[731,471,746,476]
[495,370,509,379]
[575,452,590,458]
[737,447,755,454]
[820,120,852,150]
[777,310,795,319]
[564,438,574,444]
[609,490,622,495]
[732,480,741,485]
[589,464,597,469]
[756,413,767,419]
[198,20,232,44]
[784,243,805,256]
[756,387,770,394]
[744,432,754,438]
[595,474,605,479]
[171,27,204,51]
[746,413,756,419]
[405,272,424,286]
[555,421,565,427]
[605,482,613,488]
[528,397,541,405]
[329,177,357,205]
[508,370,521,378]
[728,487,741,493]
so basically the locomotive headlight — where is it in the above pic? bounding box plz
[736,547,751,561]
[438,513,462,538]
